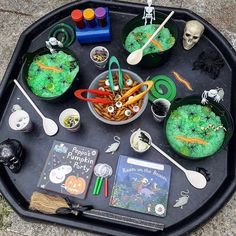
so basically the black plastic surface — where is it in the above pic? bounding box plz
[0,1,235,236]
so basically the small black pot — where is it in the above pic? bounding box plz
[22,47,79,102]
[164,95,234,160]
[122,12,178,68]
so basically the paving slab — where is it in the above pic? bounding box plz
[0,0,235,236]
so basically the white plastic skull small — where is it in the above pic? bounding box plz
[183,20,205,50]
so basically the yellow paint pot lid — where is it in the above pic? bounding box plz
[83,8,95,21]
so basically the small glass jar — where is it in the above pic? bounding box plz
[83,8,96,28]
[95,7,107,27]
[71,9,85,29]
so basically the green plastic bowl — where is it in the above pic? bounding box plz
[22,47,79,102]
[164,95,234,160]
[122,12,178,68]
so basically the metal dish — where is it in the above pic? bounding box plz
[87,69,148,125]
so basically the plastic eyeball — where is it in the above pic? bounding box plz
[125,110,132,117]
[126,79,133,86]
[115,101,122,108]
[114,85,119,91]
[105,79,110,86]
[115,94,121,100]
[98,87,105,91]
[132,106,140,113]
[128,96,134,101]
[108,106,115,113]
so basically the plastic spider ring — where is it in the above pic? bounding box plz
[132,106,140,113]
[125,110,132,117]
[108,106,115,113]
[115,101,122,108]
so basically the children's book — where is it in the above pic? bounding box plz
[38,140,98,199]
[110,155,171,217]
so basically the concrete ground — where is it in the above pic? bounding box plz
[0,0,235,235]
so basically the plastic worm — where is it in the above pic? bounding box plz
[36,62,63,73]
[146,33,164,51]
[176,136,208,145]
[172,71,193,91]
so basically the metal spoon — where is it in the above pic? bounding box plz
[14,80,58,136]
[140,132,207,189]
[127,11,175,66]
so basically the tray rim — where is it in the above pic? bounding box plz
[0,1,236,236]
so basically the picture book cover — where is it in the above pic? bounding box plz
[38,140,98,199]
[110,155,171,217]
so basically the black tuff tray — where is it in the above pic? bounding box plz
[0,1,235,236]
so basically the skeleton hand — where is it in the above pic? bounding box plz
[214,95,221,103]
[201,97,208,105]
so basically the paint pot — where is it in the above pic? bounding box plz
[90,46,109,70]
[130,129,151,153]
[9,110,33,132]
[59,108,80,132]
[151,98,171,122]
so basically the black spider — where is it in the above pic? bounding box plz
[149,45,155,51]
[36,68,41,73]
[192,49,224,80]
[191,128,196,133]
[189,112,195,116]
[205,115,211,121]
[196,167,211,182]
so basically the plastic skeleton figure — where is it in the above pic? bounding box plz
[142,0,155,25]
[46,37,63,54]
[201,87,224,105]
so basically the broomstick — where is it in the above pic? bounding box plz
[29,192,164,231]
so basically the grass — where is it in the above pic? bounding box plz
[0,194,12,230]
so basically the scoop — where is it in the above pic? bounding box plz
[14,80,58,136]
[140,132,207,189]
[127,11,175,66]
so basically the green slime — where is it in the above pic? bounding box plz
[27,51,79,98]
[125,24,175,56]
[166,104,225,159]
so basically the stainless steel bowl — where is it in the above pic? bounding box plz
[87,69,148,125]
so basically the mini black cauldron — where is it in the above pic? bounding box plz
[0,139,23,173]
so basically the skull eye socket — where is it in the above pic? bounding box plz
[193,36,199,40]
[185,33,191,37]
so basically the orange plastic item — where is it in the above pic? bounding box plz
[120,80,153,106]
[36,62,63,73]
[176,136,208,145]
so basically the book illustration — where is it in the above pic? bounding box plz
[38,141,98,199]
[49,165,72,184]
[110,155,171,217]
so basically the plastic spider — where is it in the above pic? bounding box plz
[192,49,224,80]
[196,167,210,182]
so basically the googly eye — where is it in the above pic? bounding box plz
[125,109,132,117]
[132,106,140,113]
[108,106,114,113]
[115,94,121,100]
[115,101,122,108]
[105,79,110,86]
[98,87,105,91]
[114,85,119,91]
[128,96,134,101]
[126,79,133,86]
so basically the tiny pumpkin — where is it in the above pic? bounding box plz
[64,175,86,195]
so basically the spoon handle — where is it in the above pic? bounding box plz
[150,142,186,172]
[14,80,45,119]
[142,11,175,50]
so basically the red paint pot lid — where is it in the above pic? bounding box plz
[71,9,83,22]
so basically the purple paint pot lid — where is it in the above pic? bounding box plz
[95,7,106,19]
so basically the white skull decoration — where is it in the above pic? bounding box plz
[183,20,205,50]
